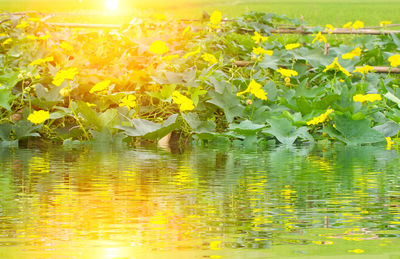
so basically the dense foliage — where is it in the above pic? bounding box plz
[0,11,400,148]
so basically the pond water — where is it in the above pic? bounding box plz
[0,144,399,259]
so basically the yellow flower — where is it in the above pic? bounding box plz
[27,110,50,124]
[285,43,301,50]
[325,24,335,33]
[182,25,191,36]
[388,54,400,67]
[348,249,364,254]
[38,33,50,40]
[307,109,334,125]
[312,32,327,44]
[386,137,395,150]
[26,35,37,40]
[277,68,298,78]
[16,21,29,29]
[29,56,54,67]
[60,41,73,52]
[2,38,12,45]
[202,53,218,65]
[352,20,364,30]
[284,77,291,87]
[343,21,353,29]
[353,65,374,75]
[380,21,392,27]
[209,10,222,29]
[342,47,362,59]
[323,57,351,76]
[172,91,194,111]
[252,46,273,56]
[119,95,137,110]
[89,80,111,94]
[59,87,71,97]
[149,40,169,55]
[252,31,268,44]
[353,93,382,103]
[162,54,180,61]
[236,79,267,101]
[52,67,78,86]
[183,46,201,59]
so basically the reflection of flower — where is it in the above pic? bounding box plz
[27,110,50,124]
[89,80,111,94]
[52,67,78,86]
[348,249,364,254]
[323,57,351,76]
[388,54,400,67]
[236,79,267,101]
[149,40,169,54]
[312,32,327,44]
[353,94,381,103]
[119,95,137,110]
[353,65,374,75]
[307,109,333,125]
[252,31,268,44]
[342,47,362,59]
[386,137,395,150]
[209,10,222,29]
[172,91,194,111]
[285,43,301,50]
[201,53,218,65]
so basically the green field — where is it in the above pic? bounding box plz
[0,0,399,27]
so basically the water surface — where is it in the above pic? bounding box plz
[0,144,399,258]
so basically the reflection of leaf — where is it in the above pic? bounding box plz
[263,117,313,145]
[116,114,179,140]
[207,90,244,123]
[325,115,385,145]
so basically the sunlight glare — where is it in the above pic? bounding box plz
[105,0,118,11]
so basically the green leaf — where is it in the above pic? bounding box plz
[0,72,19,89]
[0,88,14,111]
[259,54,280,70]
[263,117,313,145]
[98,108,119,129]
[373,120,400,137]
[181,112,216,139]
[116,114,179,140]
[385,92,400,109]
[13,120,41,139]
[77,101,102,130]
[207,90,244,123]
[327,115,385,145]
[228,120,265,135]
[0,123,13,141]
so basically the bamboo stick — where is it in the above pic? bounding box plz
[240,27,400,35]
[362,66,400,73]
[48,22,120,29]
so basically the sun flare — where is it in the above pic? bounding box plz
[105,0,118,11]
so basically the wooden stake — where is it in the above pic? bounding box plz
[361,66,400,73]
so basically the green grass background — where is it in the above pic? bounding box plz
[0,0,399,27]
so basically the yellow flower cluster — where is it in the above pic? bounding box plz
[52,67,78,86]
[323,57,351,76]
[285,43,301,50]
[26,33,50,41]
[380,21,392,27]
[29,56,54,67]
[277,68,298,78]
[353,93,382,103]
[201,53,218,65]
[353,65,374,75]
[209,10,222,29]
[343,20,364,30]
[342,47,362,59]
[89,80,111,94]
[119,95,137,110]
[149,40,169,55]
[312,32,327,44]
[252,46,273,56]
[388,54,400,67]
[252,31,268,44]
[236,79,267,101]
[27,110,50,124]
[325,24,335,33]
[172,91,194,111]
[306,109,334,125]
